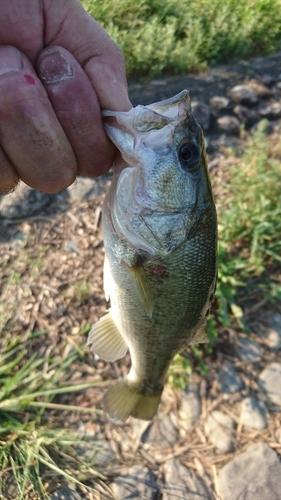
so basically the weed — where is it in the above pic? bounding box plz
[0,330,108,499]
[81,0,281,77]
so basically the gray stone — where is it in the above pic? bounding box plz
[179,382,201,428]
[76,436,115,467]
[111,466,158,500]
[262,74,275,86]
[142,414,178,447]
[0,183,58,219]
[233,104,259,126]
[217,115,241,135]
[228,85,258,106]
[247,81,273,98]
[64,239,79,254]
[258,102,281,119]
[236,336,261,363]
[205,411,235,453]
[209,96,231,114]
[51,485,83,500]
[217,361,244,394]
[266,313,281,350]
[258,362,281,406]
[218,443,281,500]
[163,458,214,500]
[191,101,210,130]
[239,396,267,430]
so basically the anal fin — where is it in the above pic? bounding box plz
[87,310,127,361]
[190,326,209,344]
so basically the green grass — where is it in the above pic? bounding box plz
[0,330,108,499]
[216,121,281,328]
[81,0,281,77]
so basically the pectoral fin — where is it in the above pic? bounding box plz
[190,326,209,344]
[87,310,127,361]
[125,264,154,318]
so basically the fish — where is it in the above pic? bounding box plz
[87,90,217,422]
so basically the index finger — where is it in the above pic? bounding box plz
[43,0,132,112]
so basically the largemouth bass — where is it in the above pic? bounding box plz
[88,90,217,421]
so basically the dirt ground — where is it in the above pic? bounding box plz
[0,51,281,499]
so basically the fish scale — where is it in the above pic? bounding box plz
[87,90,217,421]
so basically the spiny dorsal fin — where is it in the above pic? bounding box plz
[87,310,127,361]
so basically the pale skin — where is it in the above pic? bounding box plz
[0,0,131,195]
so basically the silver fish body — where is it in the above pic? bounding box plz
[88,90,217,421]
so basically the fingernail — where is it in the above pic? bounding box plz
[0,46,23,75]
[38,47,73,85]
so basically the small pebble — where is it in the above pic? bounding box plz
[142,414,178,447]
[236,336,261,363]
[205,411,235,453]
[179,382,201,428]
[111,466,158,500]
[228,84,258,106]
[217,361,244,394]
[258,363,281,406]
[217,115,241,135]
[240,396,267,430]
[163,458,214,499]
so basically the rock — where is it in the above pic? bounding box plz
[179,382,201,428]
[205,411,235,453]
[76,436,115,467]
[233,105,260,126]
[191,101,210,130]
[258,102,281,120]
[142,414,178,447]
[51,485,82,500]
[217,115,241,135]
[236,336,261,363]
[217,361,244,394]
[228,85,258,106]
[209,96,231,114]
[262,74,275,86]
[218,443,281,500]
[163,458,214,500]
[0,183,60,219]
[258,363,281,406]
[111,466,158,500]
[64,239,79,254]
[239,396,267,430]
[247,81,273,98]
[266,313,281,350]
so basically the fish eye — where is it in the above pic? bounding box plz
[178,141,200,171]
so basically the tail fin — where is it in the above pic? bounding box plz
[103,379,162,422]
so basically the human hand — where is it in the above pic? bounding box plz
[0,0,131,194]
